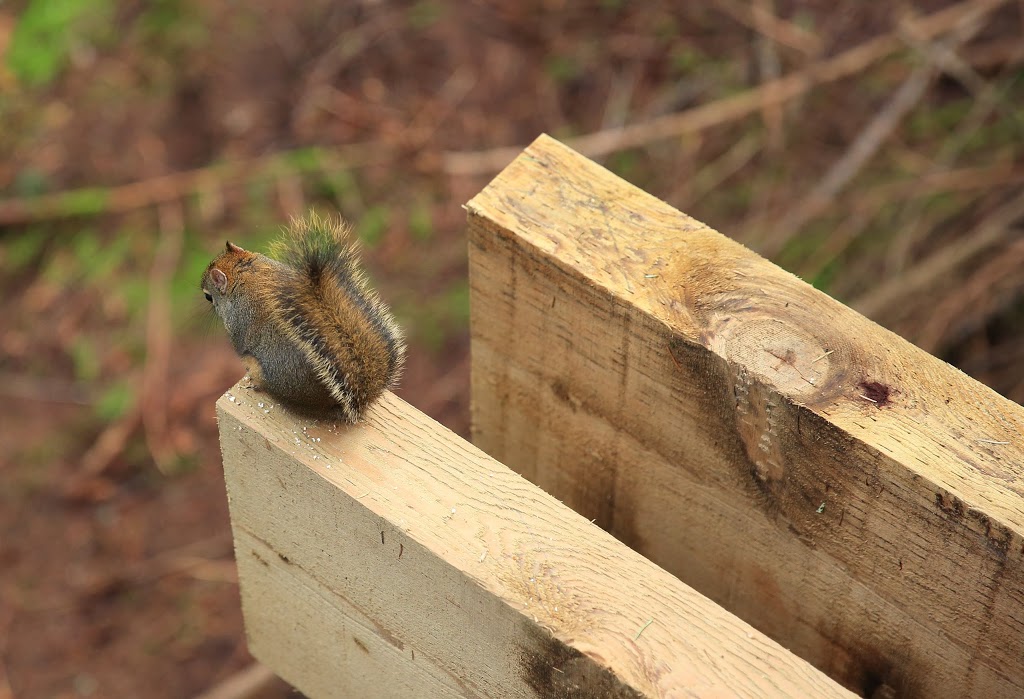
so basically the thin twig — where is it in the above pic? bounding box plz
[78,406,143,477]
[128,534,235,586]
[915,238,1024,351]
[769,60,937,249]
[407,67,478,168]
[899,16,990,95]
[600,62,641,134]
[0,373,95,404]
[0,602,14,699]
[441,0,1009,175]
[965,35,1024,69]
[888,68,1022,271]
[853,190,1024,319]
[31,534,239,611]
[753,0,786,151]
[291,11,398,134]
[799,163,1022,281]
[766,12,988,256]
[0,143,381,226]
[687,133,761,207]
[709,0,821,54]
[846,164,1024,213]
[142,202,185,474]
[634,618,654,640]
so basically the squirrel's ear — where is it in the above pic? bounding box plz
[226,241,245,254]
[211,268,228,294]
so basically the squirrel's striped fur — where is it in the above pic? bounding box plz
[201,212,404,423]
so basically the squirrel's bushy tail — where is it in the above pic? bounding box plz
[271,212,405,417]
[270,211,360,285]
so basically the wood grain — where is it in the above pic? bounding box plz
[467,134,1024,698]
[217,386,851,698]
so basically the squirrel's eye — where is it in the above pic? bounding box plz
[204,292,213,302]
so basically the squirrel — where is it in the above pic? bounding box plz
[201,212,405,423]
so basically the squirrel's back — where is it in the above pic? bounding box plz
[201,212,405,423]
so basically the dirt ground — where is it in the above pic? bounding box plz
[1,1,1022,697]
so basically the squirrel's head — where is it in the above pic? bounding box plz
[201,241,257,325]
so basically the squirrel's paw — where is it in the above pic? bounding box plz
[241,355,265,391]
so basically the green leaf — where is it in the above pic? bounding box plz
[7,0,110,86]
[545,55,580,84]
[2,229,50,272]
[408,201,434,241]
[70,337,101,382]
[13,168,50,197]
[60,187,111,216]
[96,381,135,422]
[408,1,444,30]
[443,280,470,328]
[285,147,322,172]
[357,205,390,247]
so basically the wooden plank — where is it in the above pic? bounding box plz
[217,386,851,699]
[467,134,1024,699]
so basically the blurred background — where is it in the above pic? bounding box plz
[1,0,1022,696]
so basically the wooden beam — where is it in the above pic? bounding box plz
[218,387,850,699]
[467,134,1024,699]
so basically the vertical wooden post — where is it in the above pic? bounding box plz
[468,134,1024,698]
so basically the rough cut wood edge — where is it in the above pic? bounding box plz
[466,134,1024,698]
[216,386,851,699]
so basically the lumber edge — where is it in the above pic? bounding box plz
[466,133,1024,534]
[217,385,852,699]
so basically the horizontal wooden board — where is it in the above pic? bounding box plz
[217,386,851,698]
[467,134,1024,698]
